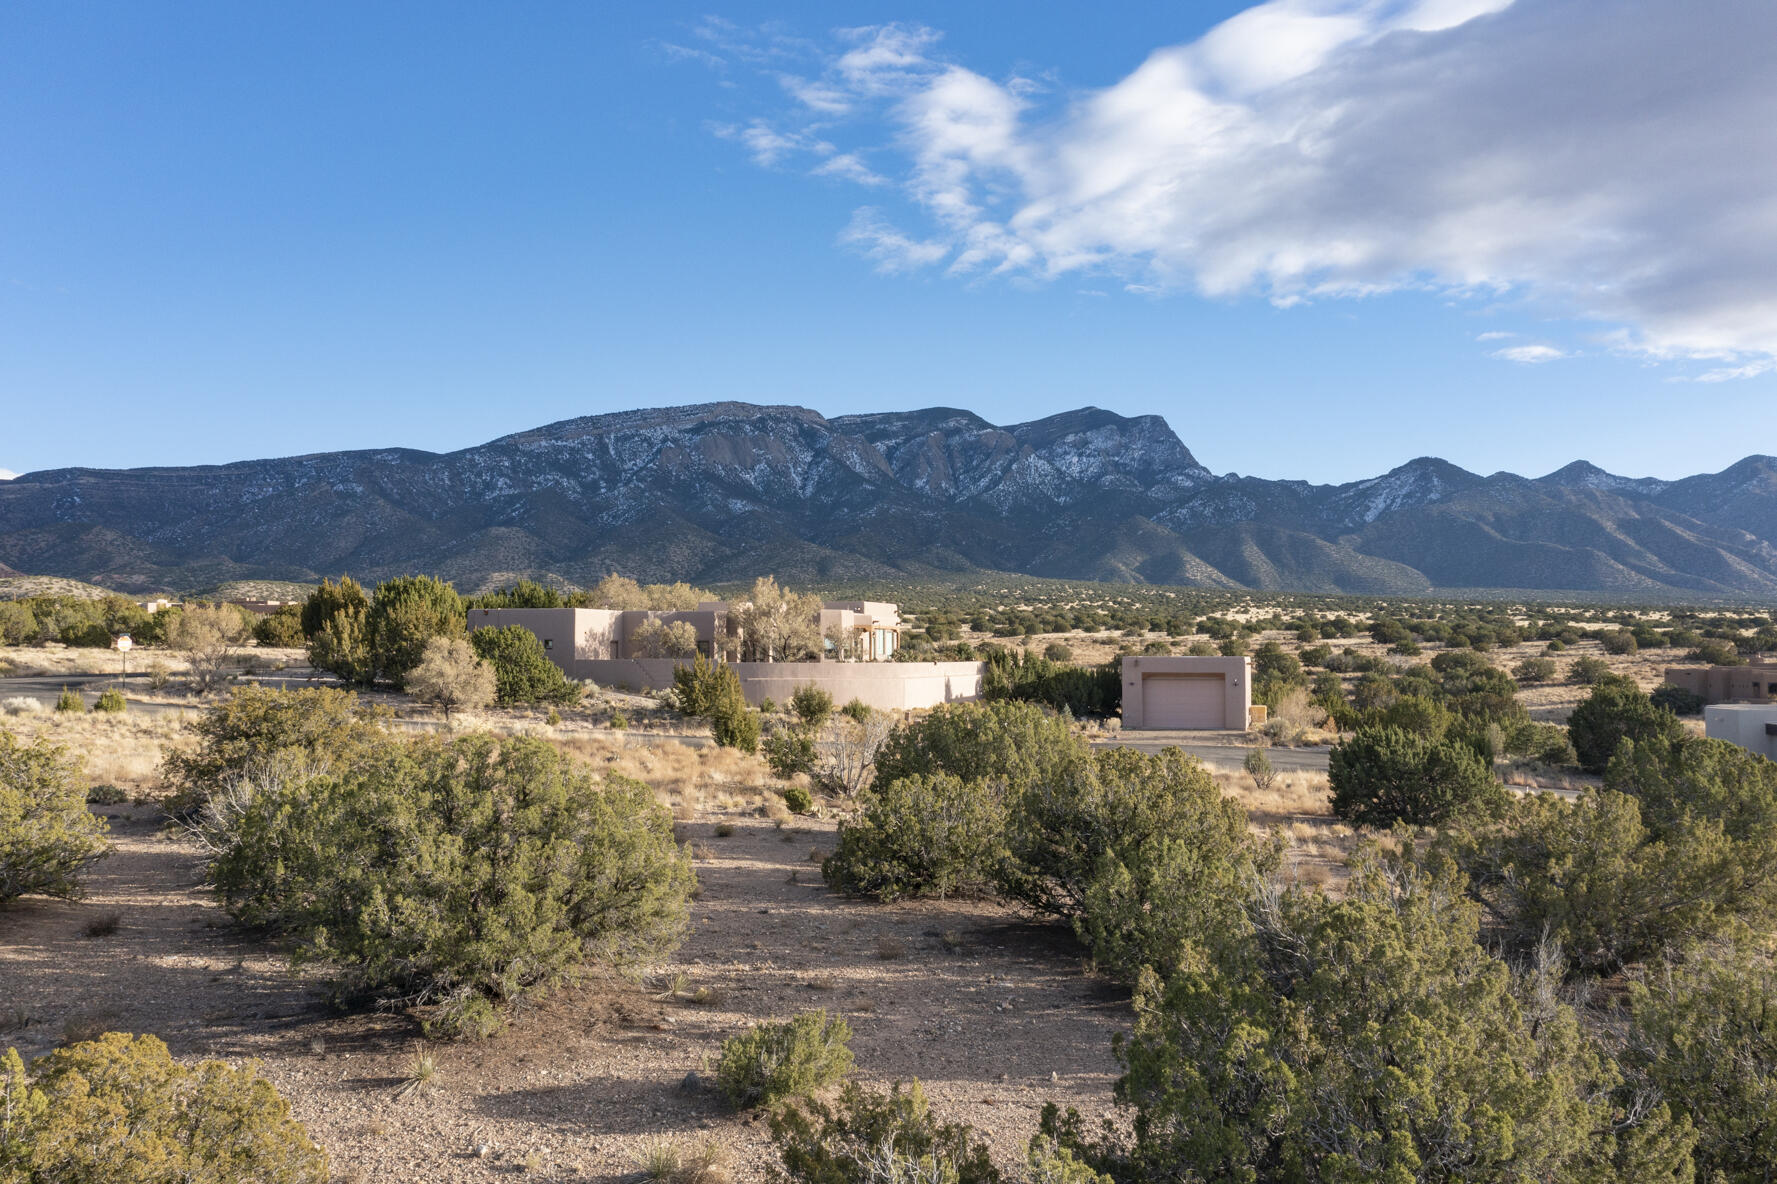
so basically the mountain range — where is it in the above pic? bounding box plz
[1,402,1774,599]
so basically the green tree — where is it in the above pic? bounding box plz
[0,1033,328,1182]
[366,575,465,689]
[1052,855,1694,1183]
[0,601,38,646]
[1439,736,1777,976]
[300,575,368,639]
[1002,746,1277,982]
[671,653,742,718]
[1628,941,1777,1184]
[254,603,306,648]
[161,686,387,818]
[823,773,1008,902]
[198,733,693,1036]
[1329,726,1506,828]
[711,686,761,753]
[789,684,835,730]
[468,624,579,705]
[872,700,1087,793]
[1567,677,1683,774]
[0,730,108,902]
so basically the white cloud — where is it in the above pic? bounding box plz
[1492,344,1570,363]
[710,119,831,167]
[707,1,1777,369]
[1475,330,1515,341]
[811,152,888,186]
[0,469,17,481]
[1693,358,1776,382]
[838,208,949,273]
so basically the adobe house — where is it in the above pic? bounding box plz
[1120,655,1251,730]
[466,601,972,712]
[1704,703,1777,760]
[467,600,902,665]
[1662,660,1777,705]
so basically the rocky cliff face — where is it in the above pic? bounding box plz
[1,402,1773,597]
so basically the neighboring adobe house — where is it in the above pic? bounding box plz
[1663,660,1777,705]
[1120,655,1252,730]
[1704,703,1777,760]
[467,602,982,712]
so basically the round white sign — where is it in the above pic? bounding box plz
[115,634,133,652]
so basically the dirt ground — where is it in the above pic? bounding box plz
[0,792,1127,1182]
[0,619,1720,1180]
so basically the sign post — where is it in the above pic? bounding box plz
[114,633,133,689]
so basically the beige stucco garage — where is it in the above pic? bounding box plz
[1120,655,1252,730]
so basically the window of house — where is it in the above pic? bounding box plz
[543,639,553,650]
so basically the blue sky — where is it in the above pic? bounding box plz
[3,1,1773,484]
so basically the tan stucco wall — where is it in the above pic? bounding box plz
[1119,655,1251,730]
[1665,662,1777,704]
[575,659,984,712]
[1705,704,1777,759]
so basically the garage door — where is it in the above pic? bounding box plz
[1144,674,1226,729]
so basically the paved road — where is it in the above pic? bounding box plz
[1095,733,1332,772]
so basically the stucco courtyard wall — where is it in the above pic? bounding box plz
[576,659,985,712]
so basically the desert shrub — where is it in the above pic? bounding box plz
[1511,720,1578,765]
[715,1011,854,1109]
[872,701,1086,794]
[1440,735,1777,975]
[1258,687,1324,744]
[813,712,893,797]
[982,650,1120,718]
[0,730,108,903]
[161,686,387,817]
[1627,942,1777,1184]
[1601,628,1640,655]
[1650,684,1706,716]
[823,773,1007,902]
[468,624,579,705]
[1043,642,1073,662]
[1242,747,1274,791]
[1050,855,1693,1184]
[254,603,306,648]
[712,694,761,753]
[170,603,250,695]
[1512,656,1557,684]
[1686,639,1743,666]
[672,654,742,718]
[782,783,814,815]
[1373,694,1452,740]
[407,635,496,718]
[1002,747,1277,981]
[840,699,872,724]
[92,687,126,714]
[1,696,44,716]
[1328,726,1506,828]
[763,726,817,779]
[1297,644,1334,667]
[1570,655,1613,685]
[770,1080,1002,1184]
[790,685,835,730]
[199,734,693,1036]
[1567,677,1683,773]
[54,686,84,713]
[0,1033,328,1182]
[0,602,38,646]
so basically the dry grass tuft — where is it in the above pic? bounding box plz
[640,1139,731,1184]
